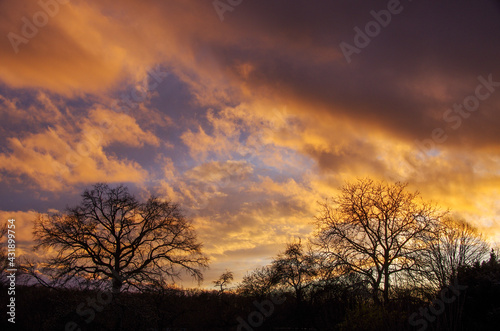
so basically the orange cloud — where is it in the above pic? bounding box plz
[0,210,38,257]
[0,94,159,191]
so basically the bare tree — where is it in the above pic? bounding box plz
[33,183,208,293]
[271,240,318,304]
[213,269,234,293]
[315,178,442,305]
[237,265,279,297]
[423,217,489,288]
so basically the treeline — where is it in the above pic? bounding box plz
[1,254,499,330]
[1,179,500,330]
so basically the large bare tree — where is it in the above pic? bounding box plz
[315,178,442,305]
[33,183,208,293]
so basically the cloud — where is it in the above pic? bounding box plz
[0,0,167,95]
[189,176,318,282]
[0,128,148,191]
[184,160,253,183]
[85,106,160,148]
[0,210,38,256]
[0,94,159,191]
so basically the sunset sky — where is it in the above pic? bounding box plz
[1,0,500,287]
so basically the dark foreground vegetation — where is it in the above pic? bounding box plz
[1,255,500,331]
[1,180,499,330]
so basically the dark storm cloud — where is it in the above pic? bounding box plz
[203,0,500,147]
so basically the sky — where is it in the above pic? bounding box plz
[1,0,500,288]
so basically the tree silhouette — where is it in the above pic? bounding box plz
[33,183,208,293]
[423,217,489,288]
[315,178,442,305]
[237,265,278,297]
[271,240,318,328]
[213,269,233,293]
[271,240,318,304]
[456,251,500,330]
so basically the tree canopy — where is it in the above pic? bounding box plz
[33,183,208,292]
[315,178,442,304]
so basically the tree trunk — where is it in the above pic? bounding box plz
[372,289,381,306]
[383,265,390,305]
[111,275,123,331]
[112,275,122,294]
